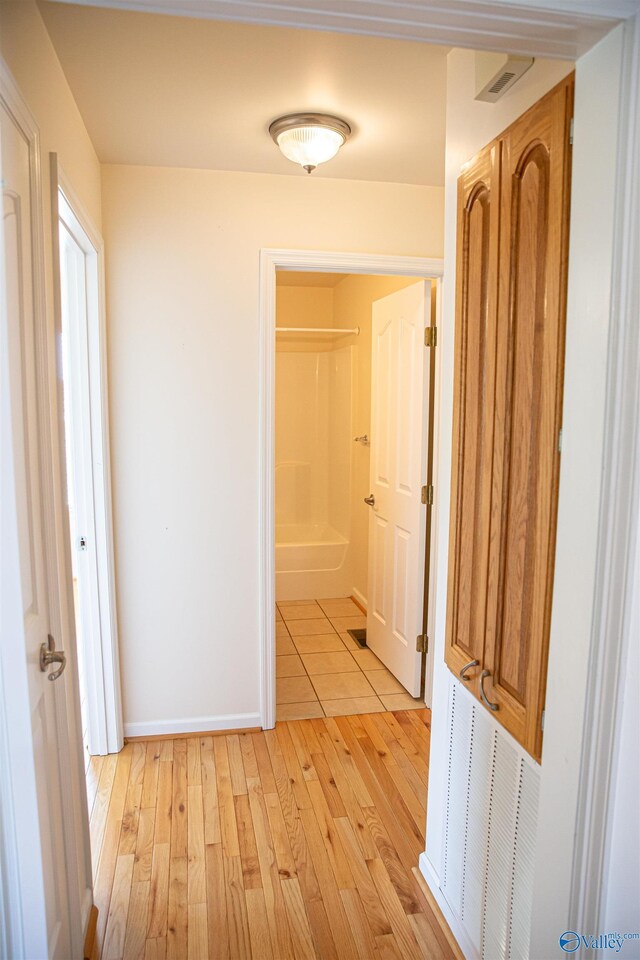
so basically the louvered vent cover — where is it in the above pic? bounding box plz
[441,679,540,959]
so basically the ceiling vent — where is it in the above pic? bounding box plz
[475,53,534,103]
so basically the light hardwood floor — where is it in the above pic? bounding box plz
[87,709,454,959]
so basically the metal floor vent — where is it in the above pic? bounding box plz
[441,678,540,959]
[347,628,367,648]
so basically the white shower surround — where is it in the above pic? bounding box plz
[275,344,354,599]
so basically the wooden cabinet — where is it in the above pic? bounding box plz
[445,75,574,760]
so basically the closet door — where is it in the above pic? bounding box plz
[444,143,500,695]
[483,77,573,759]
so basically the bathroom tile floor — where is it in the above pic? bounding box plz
[276,596,425,721]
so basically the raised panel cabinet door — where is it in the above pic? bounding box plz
[483,75,574,759]
[445,142,501,696]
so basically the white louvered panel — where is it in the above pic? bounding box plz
[461,709,493,954]
[441,676,541,960]
[507,761,540,959]
[442,683,473,917]
[482,733,520,960]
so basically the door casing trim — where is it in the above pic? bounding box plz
[258,249,443,729]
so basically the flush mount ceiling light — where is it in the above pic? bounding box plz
[269,113,352,174]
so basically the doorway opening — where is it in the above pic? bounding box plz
[259,251,444,730]
[56,179,123,778]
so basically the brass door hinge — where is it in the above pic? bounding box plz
[424,326,438,348]
[421,484,434,506]
[416,634,428,654]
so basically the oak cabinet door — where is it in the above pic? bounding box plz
[446,76,573,760]
[483,78,573,759]
[445,142,501,696]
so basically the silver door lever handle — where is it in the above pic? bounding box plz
[364,494,375,506]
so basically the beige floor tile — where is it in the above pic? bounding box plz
[281,602,323,620]
[338,631,360,652]
[287,618,334,637]
[276,675,317,704]
[300,651,358,676]
[276,635,296,656]
[311,671,376,701]
[277,599,317,607]
[317,598,362,618]
[364,669,406,695]
[379,693,425,711]
[321,697,385,717]
[277,654,306,677]
[276,621,291,639]
[329,615,367,633]
[292,634,347,655]
[349,648,385,671]
[277,701,325,721]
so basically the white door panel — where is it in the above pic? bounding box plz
[367,282,429,697]
[1,88,73,959]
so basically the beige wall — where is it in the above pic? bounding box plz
[0,1,102,228]
[101,163,443,732]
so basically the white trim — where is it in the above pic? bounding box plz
[46,0,634,59]
[123,713,262,739]
[52,159,124,757]
[418,852,479,960]
[569,12,640,951]
[258,249,443,730]
[351,585,368,612]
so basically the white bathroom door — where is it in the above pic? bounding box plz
[1,79,77,958]
[366,282,429,697]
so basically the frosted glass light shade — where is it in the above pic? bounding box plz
[269,114,351,173]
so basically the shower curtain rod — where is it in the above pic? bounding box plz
[275,326,360,335]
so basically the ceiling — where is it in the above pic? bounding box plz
[39,1,449,185]
[44,0,633,60]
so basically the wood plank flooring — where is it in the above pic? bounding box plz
[88,709,454,959]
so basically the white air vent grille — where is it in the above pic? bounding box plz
[441,678,540,959]
[475,55,534,103]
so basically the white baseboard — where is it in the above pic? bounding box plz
[351,586,368,611]
[418,852,478,960]
[123,712,262,738]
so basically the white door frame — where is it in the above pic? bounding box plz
[258,249,444,729]
[51,158,123,756]
[0,61,89,959]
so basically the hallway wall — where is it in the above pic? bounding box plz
[101,164,444,733]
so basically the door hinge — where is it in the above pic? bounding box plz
[558,428,563,453]
[424,326,438,348]
[421,484,434,506]
[569,117,574,145]
[541,708,546,731]
[416,634,429,654]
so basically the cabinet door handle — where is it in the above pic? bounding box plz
[480,670,499,711]
[459,659,479,681]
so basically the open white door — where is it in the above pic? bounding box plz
[0,75,79,958]
[366,281,429,697]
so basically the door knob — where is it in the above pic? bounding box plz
[40,634,67,682]
[364,494,375,506]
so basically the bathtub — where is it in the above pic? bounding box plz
[275,522,352,601]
